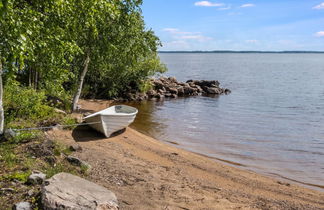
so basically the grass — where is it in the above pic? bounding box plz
[0,127,87,209]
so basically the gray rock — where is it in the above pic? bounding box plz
[147,89,156,97]
[168,88,178,95]
[27,171,46,185]
[177,87,184,96]
[183,86,194,95]
[66,156,91,170]
[168,77,178,83]
[164,93,172,98]
[41,173,118,210]
[206,87,221,94]
[69,144,82,152]
[155,93,165,100]
[153,80,164,89]
[13,202,32,210]
[224,88,231,94]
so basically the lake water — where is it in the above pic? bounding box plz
[127,53,324,190]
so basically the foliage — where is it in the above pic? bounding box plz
[0,0,166,132]
[10,130,42,144]
[60,116,78,130]
[3,171,31,182]
[3,82,57,124]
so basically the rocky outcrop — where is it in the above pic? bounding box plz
[121,77,231,101]
[147,77,231,100]
[41,173,118,210]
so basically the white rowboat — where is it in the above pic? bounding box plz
[84,105,138,137]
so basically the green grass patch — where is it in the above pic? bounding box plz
[2,171,31,182]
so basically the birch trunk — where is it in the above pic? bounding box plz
[72,54,90,112]
[0,60,4,135]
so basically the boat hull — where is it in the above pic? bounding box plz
[84,105,138,137]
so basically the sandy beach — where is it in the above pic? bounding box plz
[48,100,324,209]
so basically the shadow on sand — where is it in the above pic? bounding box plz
[72,125,126,142]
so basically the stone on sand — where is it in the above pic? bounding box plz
[41,172,118,210]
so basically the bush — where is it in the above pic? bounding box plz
[3,82,58,125]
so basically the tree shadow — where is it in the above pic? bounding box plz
[72,125,126,142]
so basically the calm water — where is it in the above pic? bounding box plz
[127,53,324,189]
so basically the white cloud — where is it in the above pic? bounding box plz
[315,31,324,37]
[194,1,224,7]
[240,3,255,8]
[218,5,231,10]
[313,2,324,9]
[163,41,191,50]
[246,40,259,43]
[163,28,195,35]
[181,35,213,42]
[163,28,179,33]
[163,28,213,43]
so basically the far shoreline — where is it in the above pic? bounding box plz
[159,50,324,54]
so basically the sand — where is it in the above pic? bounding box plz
[48,100,324,209]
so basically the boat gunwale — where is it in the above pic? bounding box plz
[84,105,138,119]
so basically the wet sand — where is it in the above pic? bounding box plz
[49,100,324,209]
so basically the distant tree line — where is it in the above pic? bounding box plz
[0,0,166,134]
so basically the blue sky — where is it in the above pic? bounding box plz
[141,0,324,51]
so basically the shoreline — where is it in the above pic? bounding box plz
[134,127,324,192]
[49,99,324,209]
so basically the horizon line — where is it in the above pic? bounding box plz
[158,50,324,53]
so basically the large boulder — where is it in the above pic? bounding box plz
[41,173,118,210]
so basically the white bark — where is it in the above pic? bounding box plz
[0,60,4,135]
[72,54,90,112]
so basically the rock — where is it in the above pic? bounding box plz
[157,88,166,94]
[147,89,156,97]
[177,87,184,96]
[0,188,15,194]
[168,77,177,83]
[155,93,165,100]
[13,202,32,210]
[193,80,220,87]
[153,80,164,89]
[27,189,34,196]
[196,85,203,93]
[168,88,178,95]
[54,108,67,115]
[224,88,231,94]
[183,86,194,95]
[66,156,91,170]
[69,144,82,152]
[171,94,178,98]
[27,171,46,185]
[206,87,221,94]
[164,93,172,98]
[188,82,196,88]
[41,173,118,210]
[44,156,56,165]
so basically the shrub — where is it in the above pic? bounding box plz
[3,82,58,125]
